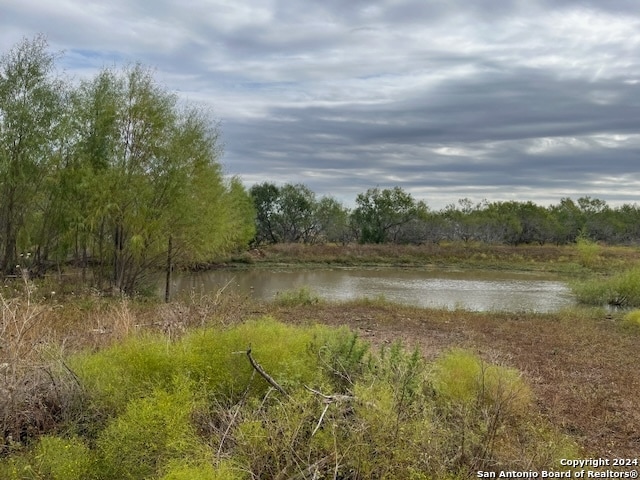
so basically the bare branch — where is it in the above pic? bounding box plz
[246,346,288,397]
[304,385,354,404]
[305,385,356,437]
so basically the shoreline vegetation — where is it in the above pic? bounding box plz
[2,243,640,478]
[227,241,640,273]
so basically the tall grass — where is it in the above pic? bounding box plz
[571,266,640,307]
[273,285,320,306]
[575,237,601,268]
[0,279,82,455]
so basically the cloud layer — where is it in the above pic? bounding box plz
[3,0,640,208]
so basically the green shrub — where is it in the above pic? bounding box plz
[374,342,426,421]
[0,436,92,480]
[235,389,323,478]
[613,267,640,306]
[313,327,370,391]
[431,349,531,415]
[350,380,432,478]
[70,333,177,414]
[430,349,535,473]
[95,385,207,480]
[2,320,580,480]
[576,236,601,268]
[160,459,242,480]
[569,277,611,306]
[177,317,328,400]
[233,340,432,479]
[273,286,320,306]
[623,309,640,327]
[72,317,333,410]
[572,266,640,307]
[35,436,93,480]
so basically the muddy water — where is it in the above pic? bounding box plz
[167,268,575,313]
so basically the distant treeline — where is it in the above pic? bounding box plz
[250,182,640,246]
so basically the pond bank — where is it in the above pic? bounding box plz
[227,242,640,275]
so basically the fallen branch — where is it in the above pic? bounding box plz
[304,385,355,436]
[304,385,355,404]
[312,403,331,437]
[246,346,288,397]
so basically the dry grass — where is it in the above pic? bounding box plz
[0,279,74,453]
[246,242,640,273]
[0,283,255,454]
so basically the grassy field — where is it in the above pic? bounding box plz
[2,243,640,478]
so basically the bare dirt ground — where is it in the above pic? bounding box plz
[266,302,640,458]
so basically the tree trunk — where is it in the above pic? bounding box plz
[2,190,16,275]
[164,235,172,302]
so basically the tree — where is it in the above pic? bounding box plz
[159,108,253,300]
[249,183,353,245]
[441,198,485,242]
[314,196,352,244]
[72,64,183,292]
[250,182,280,245]
[515,202,558,245]
[0,36,254,293]
[547,198,583,244]
[271,183,318,243]
[0,35,64,274]
[352,187,424,243]
[223,177,257,250]
[482,202,523,245]
[78,65,253,294]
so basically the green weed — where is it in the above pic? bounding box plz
[273,286,320,306]
[576,237,601,268]
[313,327,370,391]
[69,333,177,415]
[572,266,640,307]
[428,349,576,475]
[0,436,93,480]
[95,385,207,480]
[160,459,242,480]
[623,309,640,327]
[177,317,328,399]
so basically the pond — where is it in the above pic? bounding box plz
[166,267,575,313]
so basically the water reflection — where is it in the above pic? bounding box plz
[167,268,575,313]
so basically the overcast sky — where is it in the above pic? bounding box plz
[3,1,640,209]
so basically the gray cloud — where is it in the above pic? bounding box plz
[3,0,640,209]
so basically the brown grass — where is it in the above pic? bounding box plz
[244,242,640,273]
[0,285,255,453]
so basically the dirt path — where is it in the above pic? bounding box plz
[269,303,640,458]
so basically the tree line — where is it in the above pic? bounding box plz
[0,36,255,293]
[250,182,640,246]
